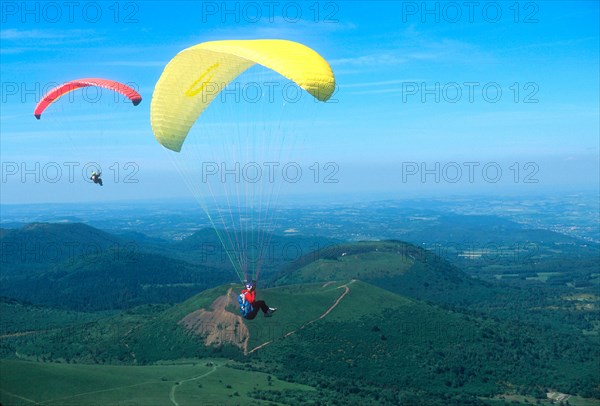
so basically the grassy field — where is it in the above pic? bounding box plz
[0,358,315,405]
[0,298,105,336]
[241,281,354,351]
[291,252,412,282]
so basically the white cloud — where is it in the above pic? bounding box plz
[1,29,67,40]
[344,87,404,95]
[342,79,422,89]
[1,28,97,40]
[0,28,103,54]
[99,60,167,68]
[330,53,407,67]
[330,31,496,69]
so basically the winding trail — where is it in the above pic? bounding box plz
[37,380,161,405]
[3,363,220,406]
[0,329,49,339]
[0,388,38,404]
[169,362,220,406]
[247,280,356,354]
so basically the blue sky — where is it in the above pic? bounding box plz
[1,0,598,204]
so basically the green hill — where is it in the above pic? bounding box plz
[0,297,102,337]
[5,283,356,364]
[3,281,598,404]
[0,223,338,312]
[0,222,124,276]
[0,250,232,311]
[270,241,600,338]
[271,240,500,307]
[0,223,242,311]
[170,227,338,281]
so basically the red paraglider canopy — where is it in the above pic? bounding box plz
[34,78,142,119]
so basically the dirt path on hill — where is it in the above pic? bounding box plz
[0,329,49,339]
[169,362,220,406]
[247,280,356,354]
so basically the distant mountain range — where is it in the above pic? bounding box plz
[0,222,337,310]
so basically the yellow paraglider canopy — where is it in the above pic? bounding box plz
[151,39,336,152]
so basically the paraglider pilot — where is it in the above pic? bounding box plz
[238,280,277,320]
[90,171,103,186]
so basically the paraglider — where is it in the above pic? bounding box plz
[90,171,103,186]
[151,39,335,151]
[34,78,142,188]
[151,39,336,286]
[238,280,277,319]
[34,78,142,119]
